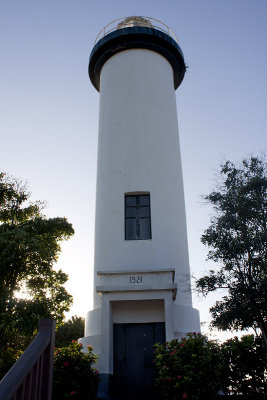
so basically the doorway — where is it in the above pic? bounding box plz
[112,322,165,399]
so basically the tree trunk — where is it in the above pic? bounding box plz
[258,321,267,350]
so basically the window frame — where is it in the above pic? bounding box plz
[125,193,152,241]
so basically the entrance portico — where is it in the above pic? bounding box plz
[98,268,176,373]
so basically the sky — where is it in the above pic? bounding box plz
[1,0,266,340]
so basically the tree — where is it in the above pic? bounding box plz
[0,172,74,359]
[55,315,85,347]
[220,335,266,396]
[196,156,267,347]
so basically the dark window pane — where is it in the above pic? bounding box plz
[126,196,136,206]
[125,194,151,240]
[126,207,137,217]
[139,218,151,239]
[139,206,150,217]
[139,195,150,206]
[125,218,136,240]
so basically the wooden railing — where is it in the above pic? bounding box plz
[0,319,56,400]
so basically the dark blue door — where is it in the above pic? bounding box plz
[113,322,165,399]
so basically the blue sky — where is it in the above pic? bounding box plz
[1,0,266,339]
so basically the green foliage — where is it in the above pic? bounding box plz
[196,156,267,346]
[0,347,18,380]
[56,316,85,347]
[53,341,99,400]
[221,335,266,396]
[154,333,266,399]
[154,333,223,400]
[0,172,74,377]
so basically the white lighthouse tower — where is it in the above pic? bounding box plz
[80,16,200,399]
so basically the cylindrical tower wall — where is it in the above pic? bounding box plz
[93,48,192,308]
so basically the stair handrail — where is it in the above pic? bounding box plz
[0,319,56,400]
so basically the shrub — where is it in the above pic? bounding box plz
[154,332,223,400]
[53,340,99,399]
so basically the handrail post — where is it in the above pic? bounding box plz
[39,319,56,400]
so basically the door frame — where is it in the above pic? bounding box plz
[99,291,173,375]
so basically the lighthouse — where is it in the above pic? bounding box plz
[80,16,200,399]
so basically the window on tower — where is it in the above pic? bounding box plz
[125,193,152,240]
